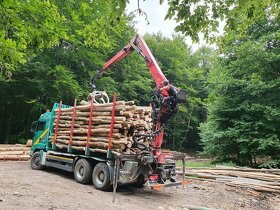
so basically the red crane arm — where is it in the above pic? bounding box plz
[102,34,167,88]
[91,34,174,161]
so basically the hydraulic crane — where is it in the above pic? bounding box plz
[90,34,186,165]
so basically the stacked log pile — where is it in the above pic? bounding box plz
[0,142,31,161]
[178,166,280,194]
[51,101,153,154]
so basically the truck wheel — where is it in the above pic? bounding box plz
[92,162,111,191]
[74,159,93,184]
[30,151,44,170]
[134,174,147,188]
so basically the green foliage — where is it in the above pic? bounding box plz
[200,18,280,167]
[0,0,130,143]
[162,0,280,42]
[185,160,214,168]
[0,0,62,79]
[177,160,237,168]
[142,34,214,151]
[4,0,279,170]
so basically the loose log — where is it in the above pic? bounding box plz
[0,151,29,155]
[0,155,30,161]
[56,135,125,142]
[58,117,125,125]
[56,132,124,138]
[50,100,153,155]
[52,143,69,149]
[71,146,84,151]
[59,111,125,117]
[0,144,27,148]
[55,102,126,112]
[26,139,32,147]
[89,148,121,156]
[125,101,135,105]
[58,115,126,122]
[57,128,119,135]
[0,147,30,152]
[55,139,126,149]
[55,123,123,129]
[226,182,280,193]
[56,136,128,144]
[125,105,137,111]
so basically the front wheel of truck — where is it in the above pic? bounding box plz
[30,151,44,170]
[92,162,111,191]
[74,158,93,184]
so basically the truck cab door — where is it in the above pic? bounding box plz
[32,121,48,145]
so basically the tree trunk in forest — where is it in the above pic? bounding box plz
[4,116,12,144]
[179,109,193,152]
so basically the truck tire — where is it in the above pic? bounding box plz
[92,162,111,191]
[134,174,147,188]
[74,159,93,184]
[30,151,44,170]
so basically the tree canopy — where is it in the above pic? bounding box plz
[163,0,280,42]
[1,0,280,168]
[200,17,280,167]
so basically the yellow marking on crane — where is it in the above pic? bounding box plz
[34,129,49,145]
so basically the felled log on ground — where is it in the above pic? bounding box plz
[0,155,30,161]
[0,147,30,152]
[179,167,280,194]
[0,144,31,161]
[52,100,153,154]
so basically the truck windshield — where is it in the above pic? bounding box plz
[37,121,46,131]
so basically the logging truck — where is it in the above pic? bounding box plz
[30,34,188,193]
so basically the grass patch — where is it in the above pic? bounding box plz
[215,161,237,167]
[177,160,214,168]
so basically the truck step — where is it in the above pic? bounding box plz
[45,154,74,172]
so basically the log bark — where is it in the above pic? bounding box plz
[56,137,128,144]
[0,151,29,155]
[56,128,119,135]
[50,100,153,154]
[0,155,30,161]
[53,139,126,150]
[55,101,126,112]
[55,123,123,129]
[56,132,124,138]
[0,147,30,152]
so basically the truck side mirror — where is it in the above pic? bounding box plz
[31,121,38,133]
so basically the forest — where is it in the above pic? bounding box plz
[0,0,279,168]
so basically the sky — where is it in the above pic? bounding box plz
[125,0,207,51]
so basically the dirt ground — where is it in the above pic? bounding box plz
[0,162,279,210]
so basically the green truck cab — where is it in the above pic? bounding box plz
[30,103,71,156]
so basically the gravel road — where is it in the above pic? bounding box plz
[0,162,279,210]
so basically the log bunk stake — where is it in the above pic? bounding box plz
[107,92,117,159]
[68,99,77,153]
[53,101,62,150]
[86,97,94,155]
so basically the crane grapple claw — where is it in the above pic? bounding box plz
[87,91,110,104]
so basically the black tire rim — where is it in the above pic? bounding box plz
[76,165,85,179]
[34,155,40,166]
[95,169,105,185]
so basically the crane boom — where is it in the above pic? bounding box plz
[93,34,167,88]
[90,34,184,164]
